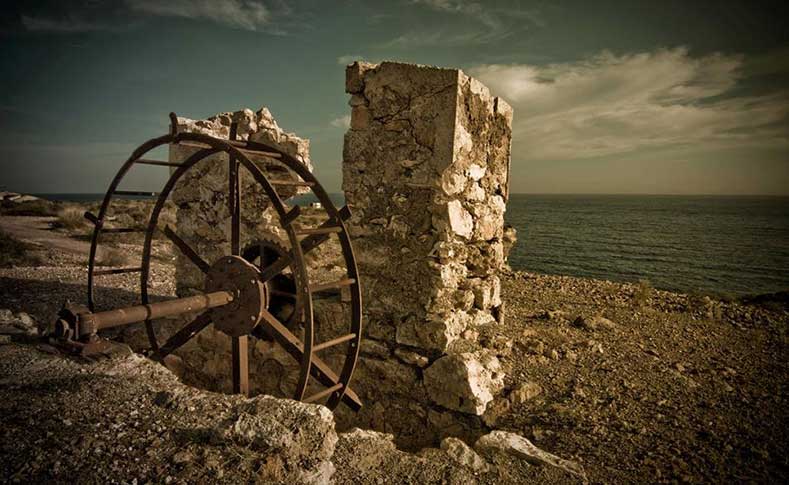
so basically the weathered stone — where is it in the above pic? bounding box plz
[0,310,37,336]
[474,431,587,480]
[355,357,420,399]
[471,276,501,310]
[447,200,474,239]
[440,437,490,472]
[573,315,616,331]
[503,224,518,262]
[217,396,337,484]
[162,354,186,380]
[333,428,476,484]
[394,348,430,367]
[423,350,504,415]
[396,312,471,352]
[510,382,542,404]
[481,396,510,427]
[361,339,390,358]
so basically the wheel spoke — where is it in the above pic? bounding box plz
[229,122,241,256]
[162,225,210,274]
[232,335,249,396]
[257,207,352,283]
[257,308,362,411]
[153,312,212,359]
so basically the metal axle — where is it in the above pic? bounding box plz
[79,291,235,337]
[55,291,234,342]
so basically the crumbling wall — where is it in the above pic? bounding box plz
[166,108,312,398]
[340,61,513,447]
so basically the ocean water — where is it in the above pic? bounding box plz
[506,194,789,297]
[36,193,789,296]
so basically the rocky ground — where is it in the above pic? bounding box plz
[491,272,788,483]
[1,199,787,483]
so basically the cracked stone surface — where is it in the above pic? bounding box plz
[339,61,513,447]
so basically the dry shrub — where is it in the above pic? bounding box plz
[56,206,89,231]
[631,279,653,308]
[0,230,41,267]
[1,199,59,217]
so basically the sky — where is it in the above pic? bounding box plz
[0,0,787,195]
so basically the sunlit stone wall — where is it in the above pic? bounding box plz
[340,61,514,447]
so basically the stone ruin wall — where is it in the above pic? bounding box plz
[163,108,325,399]
[339,61,514,448]
[158,61,514,450]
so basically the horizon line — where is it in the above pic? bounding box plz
[22,191,789,198]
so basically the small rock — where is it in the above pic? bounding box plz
[461,329,479,340]
[153,391,172,407]
[172,450,194,464]
[510,382,542,404]
[573,315,615,331]
[482,397,510,427]
[440,437,490,472]
[163,354,186,379]
[525,340,545,355]
[544,348,559,360]
[394,348,429,368]
[474,431,586,480]
[361,339,390,358]
[0,335,11,344]
[540,310,568,321]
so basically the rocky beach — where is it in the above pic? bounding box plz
[1,194,787,483]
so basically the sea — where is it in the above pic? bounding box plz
[36,193,789,297]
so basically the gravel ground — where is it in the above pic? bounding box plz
[1,210,787,483]
[491,270,788,484]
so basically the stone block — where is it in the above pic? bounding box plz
[423,350,504,415]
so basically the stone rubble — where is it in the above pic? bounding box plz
[440,436,490,472]
[0,308,37,336]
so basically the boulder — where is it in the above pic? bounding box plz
[217,396,337,484]
[423,350,505,415]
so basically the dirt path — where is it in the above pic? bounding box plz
[0,216,91,257]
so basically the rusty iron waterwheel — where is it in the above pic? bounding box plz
[83,113,362,411]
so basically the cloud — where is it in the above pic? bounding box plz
[384,0,539,47]
[337,55,364,65]
[20,14,119,33]
[469,48,789,160]
[127,0,271,31]
[16,0,282,34]
[382,29,514,48]
[330,115,351,129]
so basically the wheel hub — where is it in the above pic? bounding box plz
[204,256,268,337]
